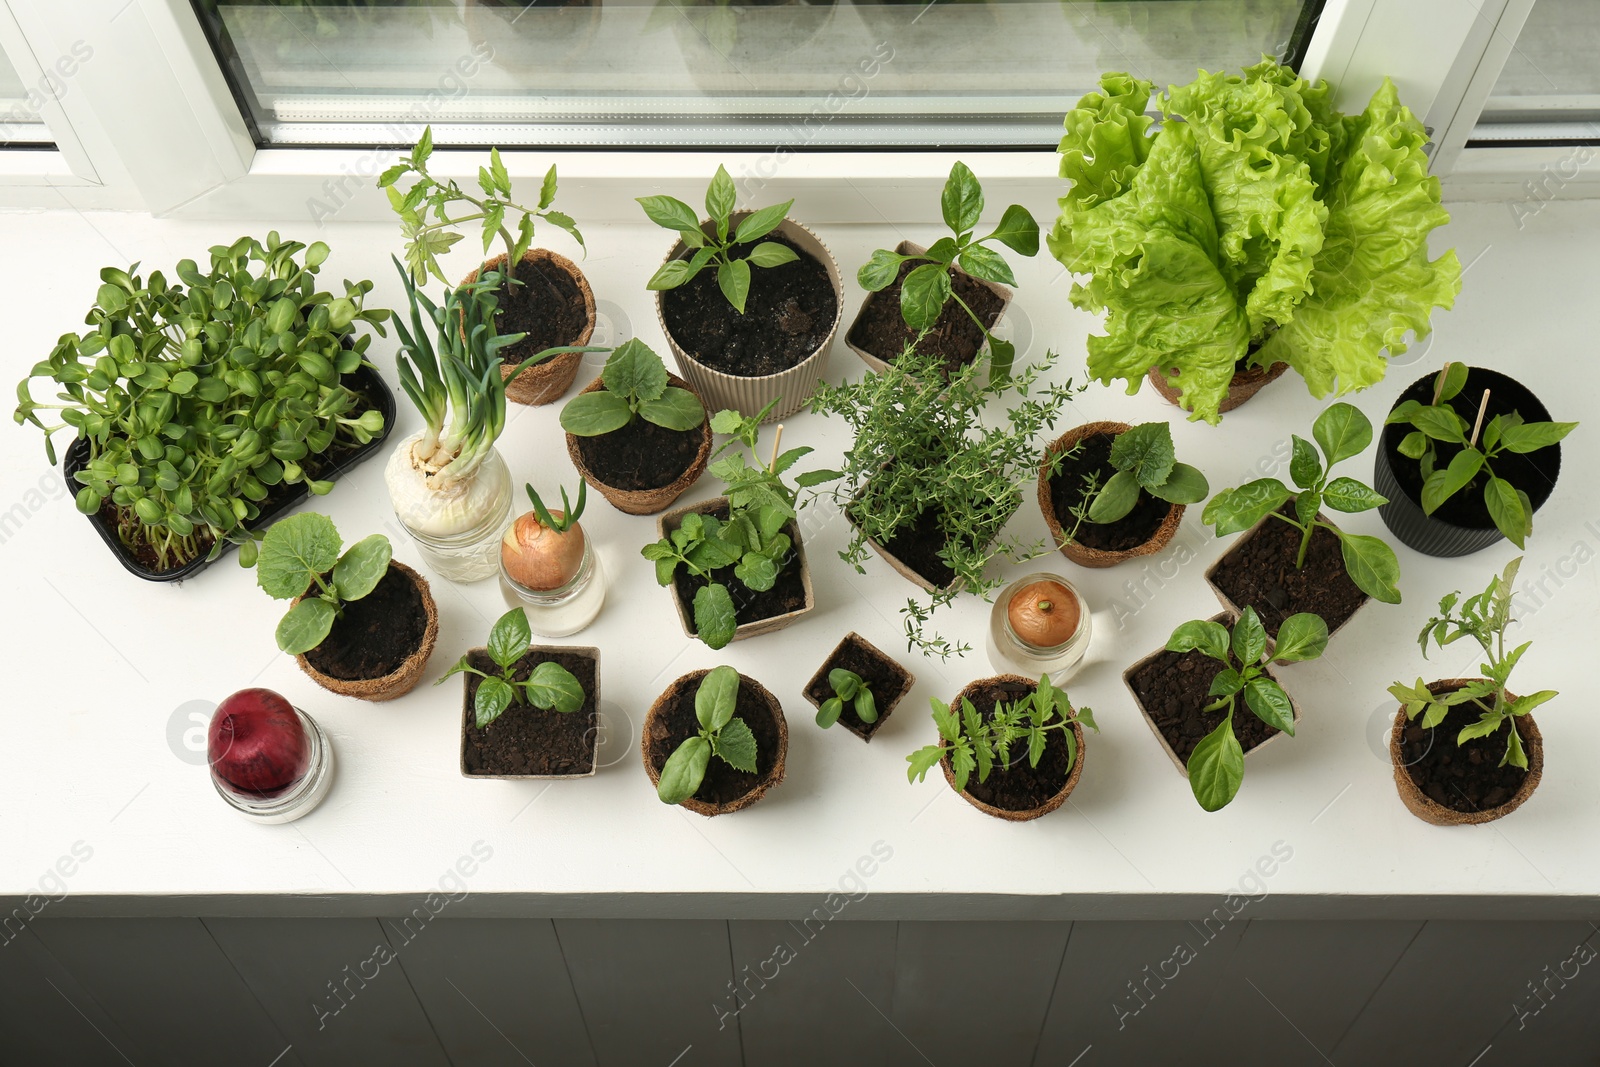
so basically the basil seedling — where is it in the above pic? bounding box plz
[657,666,759,804]
[438,609,585,729]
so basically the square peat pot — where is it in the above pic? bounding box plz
[1203,507,1372,654]
[1122,613,1303,780]
[656,497,815,643]
[459,646,601,780]
[802,631,917,741]
[843,240,1013,377]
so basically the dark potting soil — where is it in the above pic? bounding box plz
[647,675,782,806]
[1382,367,1560,529]
[304,565,428,680]
[1208,504,1368,638]
[1047,430,1170,552]
[671,505,808,632]
[846,259,1004,377]
[862,502,961,590]
[660,234,836,377]
[1127,646,1283,765]
[804,635,913,740]
[461,648,598,776]
[490,258,589,370]
[575,415,700,491]
[947,678,1076,811]
[1399,690,1531,813]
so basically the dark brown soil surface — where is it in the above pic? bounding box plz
[462,648,598,776]
[304,565,427,680]
[1128,645,1284,764]
[804,634,913,741]
[1047,430,1170,552]
[1399,690,1531,813]
[671,505,807,632]
[1382,367,1560,529]
[646,675,782,806]
[489,257,589,370]
[861,502,961,590]
[661,234,836,377]
[575,415,700,491]
[948,677,1075,811]
[1209,504,1368,638]
[847,259,1004,377]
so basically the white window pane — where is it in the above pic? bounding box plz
[0,43,55,148]
[1475,0,1600,143]
[191,0,1324,147]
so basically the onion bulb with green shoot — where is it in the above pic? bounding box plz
[502,480,588,592]
[384,257,606,574]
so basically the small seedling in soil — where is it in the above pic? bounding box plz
[560,338,705,436]
[815,669,875,729]
[254,513,392,655]
[639,166,798,313]
[657,665,759,804]
[438,608,584,728]
[906,674,1096,792]
[1061,421,1208,542]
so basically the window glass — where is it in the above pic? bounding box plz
[1474,0,1599,143]
[191,0,1325,148]
[0,44,56,148]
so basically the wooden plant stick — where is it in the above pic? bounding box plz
[1469,389,1491,449]
[769,423,784,473]
[1432,362,1455,405]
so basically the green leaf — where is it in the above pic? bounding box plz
[1294,489,1321,526]
[332,535,391,602]
[1201,480,1292,536]
[906,745,945,784]
[638,388,706,431]
[1188,715,1244,812]
[696,664,741,730]
[1338,533,1403,604]
[1407,405,1468,443]
[525,661,584,713]
[1151,462,1209,505]
[1208,668,1245,698]
[1484,476,1530,548]
[1271,613,1329,663]
[256,512,341,600]
[637,195,702,234]
[985,203,1040,255]
[560,390,634,436]
[747,242,799,269]
[1312,403,1372,466]
[717,259,751,314]
[940,160,983,234]
[1496,420,1576,455]
[816,698,843,728]
[1289,435,1322,491]
[1510,690,1558,716]
[474,676,516,729]
[658,736,711,804]
[899,263,951,331]
[1398,431,1429,460]
[602,337,669,400]
[1420,448,1482,515]
[487,608,532,669]
[1109,422,1175,488]
[539,163,558,208]
[734,552,779,592]
[1435,362,1468,402]
[855,689,878,724]
[828,669,860,701]
[1323,476,1386,514]
[1086,469,1140,524]
[1231,606,1266,666]
[1244,678,1295,735]
[1455,715,1505,745]
[706,165,737,229]
[713,716,758,773]
[1167,620,1230,662]
[734,201,792,244]
[956,244,1016,288]
[276,598,337,656]
[858,248,906,292]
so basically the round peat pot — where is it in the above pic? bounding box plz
[801,631,916,743]
[844,239,1011,378]
[1390,678,1543,826]
[642,669,788,816]
[1037,421,1184,568]
[654,211,842,422]
[565,372,712,515]
[938,673,1087,821]
[1147,360,1288,416]
[294,560,440,702]
[1374,367,1562,558]
[462,248,597,407]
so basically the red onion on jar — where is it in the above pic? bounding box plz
[207,688,335,823]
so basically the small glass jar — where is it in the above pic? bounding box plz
[395,446,512,584]
[210,705,335,825]
[502,537,606,637]
[987,571,1093,685]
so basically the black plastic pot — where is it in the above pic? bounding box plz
[1374,366,1561,558]
[62,362,396,583]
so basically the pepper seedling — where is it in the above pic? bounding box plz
[1388,556,1556,770]
[1164,607,1328,812]
[815,669,875,729]
[438,608,584,729]
[1385,362,1576,548]
[857,161,1039,380]
[1201,402,1402,604]
[1060,421,1208,543]
[906,674,1096,792]
[639,166,798,314]
[253,513,392,655]
[559,338,705,437]
[657,665,759,804]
